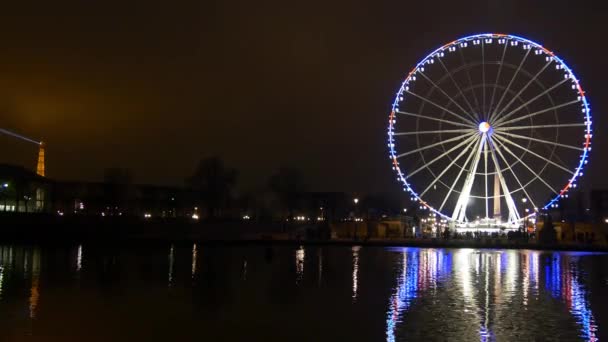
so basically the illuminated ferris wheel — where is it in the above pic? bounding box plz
[387,33,592,228]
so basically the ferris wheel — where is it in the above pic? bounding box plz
[387,33,592,227]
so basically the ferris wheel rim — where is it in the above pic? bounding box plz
[387,33,592,224]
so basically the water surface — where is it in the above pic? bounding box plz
[0,244,605,341]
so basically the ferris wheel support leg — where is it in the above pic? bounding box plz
[419,137,478,198]
[452,134,487,223]
[406,135,477,179]
[439,136,480,213]
[484,140,489,219]
[487,136,521,225]
[489,135,539,211]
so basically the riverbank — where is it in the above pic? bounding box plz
[147,237,608,252]
[1,213,607,252]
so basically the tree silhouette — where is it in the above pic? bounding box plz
[103,168,134,213]
[539,213,557,245]
[187,157,237,219]
[268,167,306,219]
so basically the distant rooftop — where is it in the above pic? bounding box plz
[0,163,47,182]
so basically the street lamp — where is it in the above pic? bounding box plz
[352,198,359,222]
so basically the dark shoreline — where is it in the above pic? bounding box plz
[1,214,606,252]
[1,234,606,253]
[151,238,608,253]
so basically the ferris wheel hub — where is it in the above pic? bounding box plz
[478,121,491,133]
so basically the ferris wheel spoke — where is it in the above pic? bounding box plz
[495,99,580,127]
[487,41,509,118]
[406,134,478,179]
[488,48,532,123]
[493,77,570,126]
[484,139,489,218]
[439,135,481,212]
[481,41,486,115]
[393,128,473,136]
[494,123,586,132]
[494,130,584,151]
[491,135,560,195]
[458,48,481,115]
[493,133,575,173]
[396,132,475,158]
[452,134,486,222]
[405,90,477,126]
[487,136,521,223]
[436,57,478,116]
[419,137,479,197]
[417,71,479,124]
[494,134,574,175]
[488,135,539,210]
[492,59,553,120]
[395,111,472,128]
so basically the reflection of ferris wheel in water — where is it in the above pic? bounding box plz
[387,33,592,228]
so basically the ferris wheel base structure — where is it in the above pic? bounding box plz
[449,217,530,233]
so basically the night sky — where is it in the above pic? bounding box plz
[0,0,606,193]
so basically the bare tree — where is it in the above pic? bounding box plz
[187,157,237,219]
[268,166,306,220]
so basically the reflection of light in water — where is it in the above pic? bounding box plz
[385,249,451,342]
[569,272,598,341]
[456,249,493,340]
[494,255,501,299]
[386,251,413,342]
[544,254,598,341]
[504,251,518,299]
[24,250,29,275]
[386,248,450,342]
[522,252,529,307]
[524,251,540,297]
[76,245,83,272]
[295,246,304,284]
[317,249,323,287]
[352,246,360,302]
[544,254,561,298]
[30,248,40,319]
[456,249,474,304]
[480,254,491,341]
[419,249,439,292]
[242,260,247,281]
[191,244,197,279]
[168,244,174,287]
[0,266,4,300]
[530,251,539,293]
[521,251,540,307]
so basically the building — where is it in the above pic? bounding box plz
[0,164,51,213]
[590,190,608,224]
